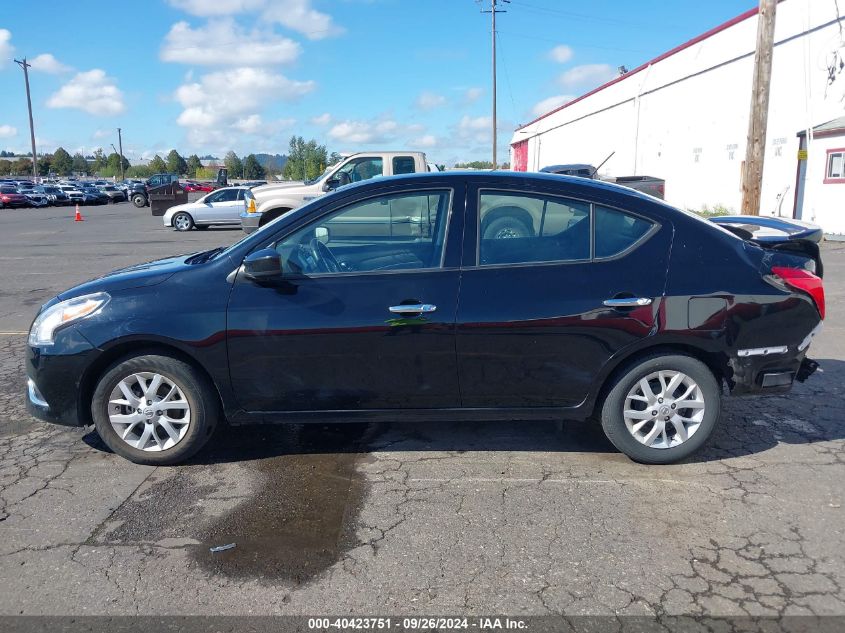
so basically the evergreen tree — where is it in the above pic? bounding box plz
[52,147,73,175]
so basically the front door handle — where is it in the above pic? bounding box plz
[603,297,653,307]
[388,303,437,314]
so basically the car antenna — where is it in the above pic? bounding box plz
[592,151,615,179]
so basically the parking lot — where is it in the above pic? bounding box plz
[0,201,844,619]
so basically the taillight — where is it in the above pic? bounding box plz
[771,266,825,320]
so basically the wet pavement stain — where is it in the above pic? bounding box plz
[189,423,375,585]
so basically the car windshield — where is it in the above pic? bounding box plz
[303,165,333,186]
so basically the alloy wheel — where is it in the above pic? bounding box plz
[622,370,705,449]
[107,372,191,452]
[173,214,191,231]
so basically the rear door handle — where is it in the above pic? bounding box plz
[388,304,437,314]
[603,297,653,307]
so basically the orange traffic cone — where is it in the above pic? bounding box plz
[74,204,84,222]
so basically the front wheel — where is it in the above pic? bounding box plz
[131,193,146,208]
[172,212,194,231]
[599,354,721,464]
[91,354,220,465]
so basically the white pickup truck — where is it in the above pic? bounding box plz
[240,151,436,233]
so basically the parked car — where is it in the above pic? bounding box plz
[0,185,28,208]
[183,181,214,193]
[162,186,254,231]
[97,184,127,203]
[36,185,71,205]
[58,185,85,205]
[244,151,432,233]
[78,185,109,205]
[541,163,666,199]
[25,172,824,466]
[21,189,49,208]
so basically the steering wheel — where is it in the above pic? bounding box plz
[310,238,340,273]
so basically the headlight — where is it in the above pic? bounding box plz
[28,292,110,346]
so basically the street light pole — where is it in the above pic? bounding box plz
[117,128,125,181]
[14,57,38,180]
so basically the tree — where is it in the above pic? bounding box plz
[52,147,73,176]
[149,154,167,173]
[12,157,31,175]
[72,153,89,175]
[224,151,243,178]
[242,154,266,179]
[0,159,11,175]
[186,154,202,178]
[92,148,107,172]
[126,164,153,178]
[283,136,328,181]
[37,154,52,175]
[100,152,131,177]
[166,149,188,175]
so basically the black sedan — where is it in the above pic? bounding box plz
[25,172,824,465]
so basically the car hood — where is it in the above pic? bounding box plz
[57,253,196,301]
[252,181,307,197]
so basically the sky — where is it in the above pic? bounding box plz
[0,0,756,166]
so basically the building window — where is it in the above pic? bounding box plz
[824,148,845,184]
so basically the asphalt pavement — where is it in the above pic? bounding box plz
[0,202,843,619]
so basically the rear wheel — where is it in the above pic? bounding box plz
[91,354,220,465]
[483,214,533,240]
[599,354,720,464]
[172,212,194,231]
[131,193,146,208]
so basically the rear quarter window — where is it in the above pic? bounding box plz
[594,205,654,258]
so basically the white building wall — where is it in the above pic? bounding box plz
[803,132,845,234]
[512,0,845,226]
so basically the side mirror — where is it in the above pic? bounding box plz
[324,171,351,191]
[315,226,330,244]
[243,248,282,280]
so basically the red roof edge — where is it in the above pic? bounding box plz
[514,5,761,136]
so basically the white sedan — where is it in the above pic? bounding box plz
[163,186,255,231]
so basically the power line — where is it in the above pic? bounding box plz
[508,0,684,29]
[495,31,518,124]
[14,58,38,180]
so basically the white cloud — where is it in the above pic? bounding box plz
[456,115,492,145]
[92,129,113,139]
[29,53,72,74]
[548,45,574,64]
[412,134,438,149]
[0,30,13,68]
[531,95,575,117]
[174,67,314,145]
[263,0,343,40]
[462,87,483,105]
[327,117,421,146]
[167,0,266,16]
[161,20,301,66]
[559,63,616,89]
[0,124,17,139]
[310,112,331,125]
[47,69,125,116]
[415,91,447,111]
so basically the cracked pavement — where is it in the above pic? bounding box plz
[0,205,843,618]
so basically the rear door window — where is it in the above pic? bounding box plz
[478,191,590,265]
[392,156,416,175]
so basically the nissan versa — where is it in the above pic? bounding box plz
[26,172,824,465]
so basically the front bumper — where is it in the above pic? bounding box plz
[240,212,261,234]
[26,326,100,427]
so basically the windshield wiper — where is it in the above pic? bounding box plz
[186,247,224,264]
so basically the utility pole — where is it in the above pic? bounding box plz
[14,58,38,180]
[117,128,125,181]
[481,0,508,170]
[740,0,778,215]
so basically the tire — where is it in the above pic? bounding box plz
[91,354,220,465]
[599,354,720,465]
[131,193,146,208]
[483,214,533,240]
[172,212,194,231]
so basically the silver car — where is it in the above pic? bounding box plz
[163,186,254,231]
